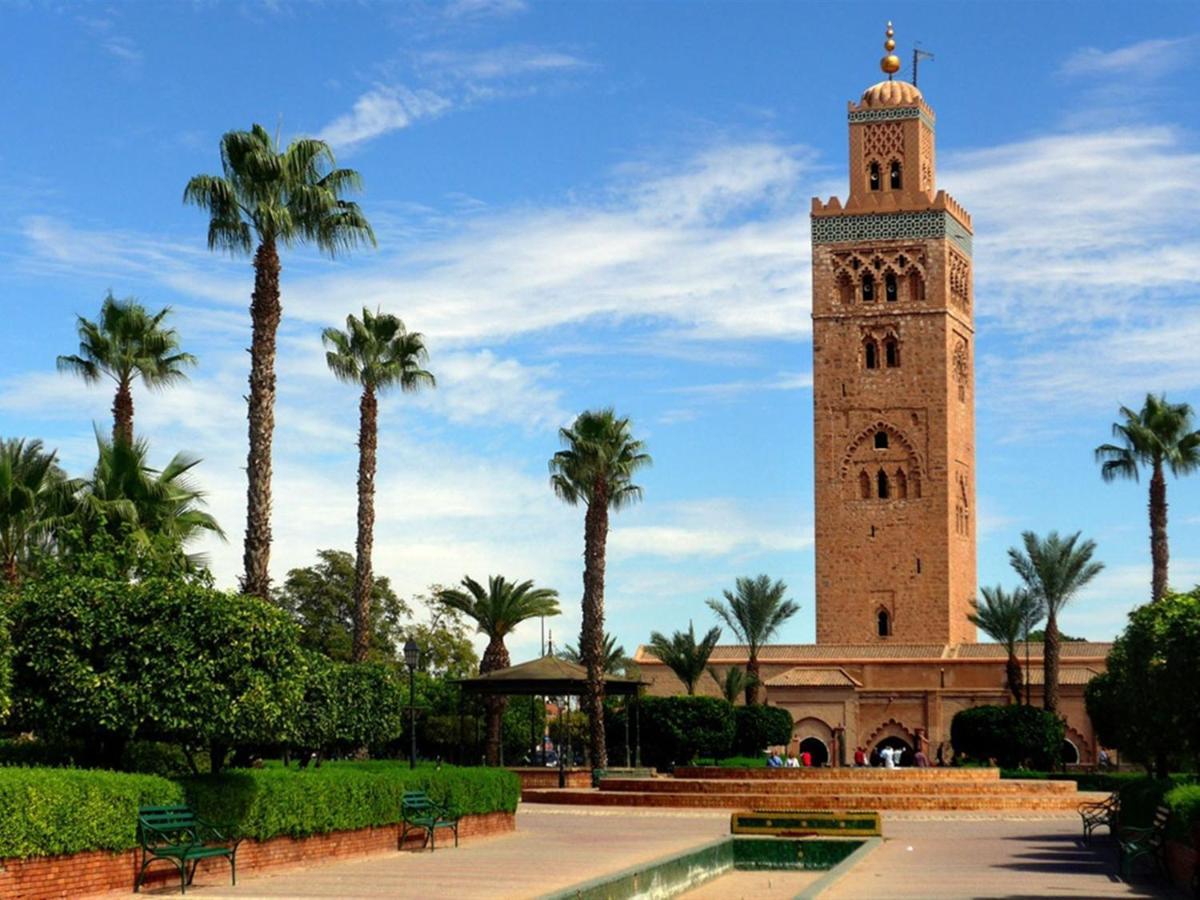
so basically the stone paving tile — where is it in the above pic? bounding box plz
[823,817,1181,899]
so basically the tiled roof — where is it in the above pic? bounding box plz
[1025,667,1101,686]
[764,666,863,688]
[633,641,1112,664]
[953,642,1111,659]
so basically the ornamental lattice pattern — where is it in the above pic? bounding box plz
[919,126,934,192]
[949,250,971,313]
[812,211,973,257]
[953,338,970,402]
[848,107,935,131]
[863,122,905,162]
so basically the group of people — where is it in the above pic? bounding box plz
[766,747,816,768]
[852,743,933,768]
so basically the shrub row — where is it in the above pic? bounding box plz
[0,767,183,858]
[0,762,520,859]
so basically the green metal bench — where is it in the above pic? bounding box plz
[400,790,460,851]
[1079,792,1119,843]
[1118,803,1169,878]
[136,804,241,895]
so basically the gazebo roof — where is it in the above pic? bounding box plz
[455,654,645,696]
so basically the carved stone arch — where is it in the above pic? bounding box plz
[792,717,834,765]
[1062,722,1090,764]
[865,718,916,751]
[839,420,926,480]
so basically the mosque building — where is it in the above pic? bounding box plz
[635,25,1109,766]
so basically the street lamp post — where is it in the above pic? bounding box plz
[404,638,421,770]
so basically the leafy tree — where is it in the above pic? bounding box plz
[1008,531,1103,714]
[1025,629,1085,643]
[292,652,406,761]
[559,632,631,675]
[0,608,10,723]
[1095,394,1200,602]
[405,594,479,679]
[549,408,650,767]
[647,622,722,695]
[75,434,223,568]
[273,549,410,662]
[437,575,560,765]
[0,438,72,584]
[10,541,305,769]
[706,574,798,704]
[950,704,1064,769]
[56,293,196,445]
[323,308,434,662]
[968,585,1044,703]
[708,665,758,704]
[184,124,375,599]
[636,696,734,768]
[733,705,793,756]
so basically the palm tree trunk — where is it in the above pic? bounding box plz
[581,478,610,769]
[3,554,17,585]
[1149,461,1168,602]
[1006,652,1023,704]
[1043,614,1060,714]
[746,655,760,706]
[481,638,510,766]
[112,378,134,445]
[242,238,281,600]
[352,387,377,663]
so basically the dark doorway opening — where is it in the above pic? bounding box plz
[799,737,829,767]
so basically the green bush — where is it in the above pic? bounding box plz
[0,767,183,858]
[1164,784,1200,841]
[293,655,408,756]
[10,566,306,767]
[0,607,10,723]
[637,696,735,769]
[183,763,519,841]
[951,705,1064,769]
[733,705,794,756]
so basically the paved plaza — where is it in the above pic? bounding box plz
[126,806,1179,899]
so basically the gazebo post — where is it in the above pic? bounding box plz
[529,694,536,764]
[457,691,464,766]
[557,697,566,788]
[624,698,631,768]
[635,693,642,768]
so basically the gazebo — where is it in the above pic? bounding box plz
[455,655,646,787]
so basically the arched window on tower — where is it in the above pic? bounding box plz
[862,272,875,303]
[895,468,908,499]
[877,469,890,499]
[877,608,892,637]
[869,161,881,191]
[837,271,854,304]
[884,338,900,368]
[908,270,926,302]
[874,430,889,450]
[859,470,871,500]
[864,340,878,370]
[890,160,902,189]
[885,272,898,302]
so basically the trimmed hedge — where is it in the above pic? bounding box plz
[637,696,735,769]
[183,763,520,842]
[951,705,1063,769]
[1164,784,1200,841]
[733,705,794,756]
[0,767,183,858]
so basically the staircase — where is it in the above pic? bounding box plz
[521,766,1105,812]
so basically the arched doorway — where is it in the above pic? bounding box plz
[799,737,829,767]
[1061,739,1080,765]
[791,717,834,762]
[873,736,915,767]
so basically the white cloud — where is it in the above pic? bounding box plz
[412,349,567,430]
[1059,37,1188,78]
[317,86,451,149]
[609,500,813,560]
[418,46,588,82]
[443,0,527,19]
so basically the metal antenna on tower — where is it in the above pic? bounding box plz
[912,44,935,87]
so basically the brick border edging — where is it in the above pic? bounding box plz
[0,811,515,900]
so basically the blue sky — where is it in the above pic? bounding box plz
[2,1,1198,661]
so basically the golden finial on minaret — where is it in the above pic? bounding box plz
[880,21,902,80]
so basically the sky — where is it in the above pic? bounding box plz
[1,1,1198,662]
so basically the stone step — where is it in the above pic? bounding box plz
[598,777,1076,796]
[523,788,1108,812]
[673,766,1002,780]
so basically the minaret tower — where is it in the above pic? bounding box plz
[811,24,976,645]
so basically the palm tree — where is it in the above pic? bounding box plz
[705,574,799,705]
[57,292,196,445]
[549,408,650,768]
[646,622,722,695]
[323,308,434,663]
[708,665,758,704]
[968,585,1043,704]
[1008,531,1103,714]
[76,434,224,566]
[559,632,631,675]
[437,575,560,765]
[1095,394,1200,602]
[0,438,71,584]
[184,124,374,599]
